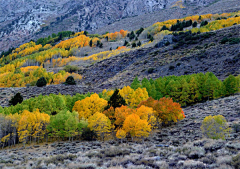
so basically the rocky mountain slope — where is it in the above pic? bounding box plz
[81,25,240,90]
[1,0,239,52]
[0,94,239,168]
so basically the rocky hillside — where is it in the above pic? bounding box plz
[1,0,239,52]
[0,94,239,168]
[81,25,240,90]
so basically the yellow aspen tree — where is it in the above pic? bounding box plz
[116,129,126,143]
[88,112,111,141]
[136,105,157,129]
[72,93,107,119]
[134,119,151,142]
[123,114,140,141]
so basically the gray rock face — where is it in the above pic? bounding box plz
[0,0,225,52]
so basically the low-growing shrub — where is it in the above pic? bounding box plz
[232,153,240,169]
[64,65,79,73]
[148,68,154,74]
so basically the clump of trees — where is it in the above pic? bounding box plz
[0,85,186,148]
[131,73,239,106]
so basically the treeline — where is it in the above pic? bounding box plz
[36,31,75,46]
[0,86,185,147]
[131,73,240,106]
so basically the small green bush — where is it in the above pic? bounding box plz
[201,115,231,140]
[64,65,79,73]
[36,77,47,87]
[9,93,23,106]
[148,68,154,74]
[232,153,240,169]
[64,76,76,85]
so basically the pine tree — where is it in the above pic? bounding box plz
[36,77,47,87]
[9,93,23,106]
[105,89,126,110]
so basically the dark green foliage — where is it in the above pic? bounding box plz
[200,21,208,27]
[64,76,76,85]
[169,65,175,70]
[131,73,238,106]
[89,39,93,47]
[136,27,144,36]
[9,93,23,106]
[160,25,169,31]
[84,31,88,36]
[132,42,137,48]
[64,65,79,73]
[192,21,198,27]
[36,77,47,87]
[223,75,238,96]
[149,36,154,42]
[221,37,240,44]
[137,41,142,47]
[36,31,74,46]
[129,31,136,41]
[131,77,141,90]
[165,41,170,46]
[96,40,103,48]
[148,68,154,74]
[104,89,126,110]
[123,40,129,46]
[232,123,240,133]
[0,47,15,59]
[232,154,240,169]
[81,127,97,141]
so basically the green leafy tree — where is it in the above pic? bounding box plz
[223,75,238,96]
[201,115,231,140]
[131,77,141,90]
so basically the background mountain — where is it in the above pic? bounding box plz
[1,0,240,52]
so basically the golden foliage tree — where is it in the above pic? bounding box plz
[72,93,108,119]
[88,112,111,140]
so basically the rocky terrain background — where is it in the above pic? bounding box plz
[0,25,239,108]
[0,94,239,169]
[1,0,240,52]
[81,25,240,90]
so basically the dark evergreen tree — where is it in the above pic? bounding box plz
[36,77,47,87]
[150,36,154,42]
[192,21,198,27]
[123,40,129,46]
[64,76,76,85]
[104,89,126,110]
[161,25,169,31]
[132,42,137,48]
[9,93,23,106]
[137,41,142,47]
[129,31,135,41]
[89,39,93,47]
